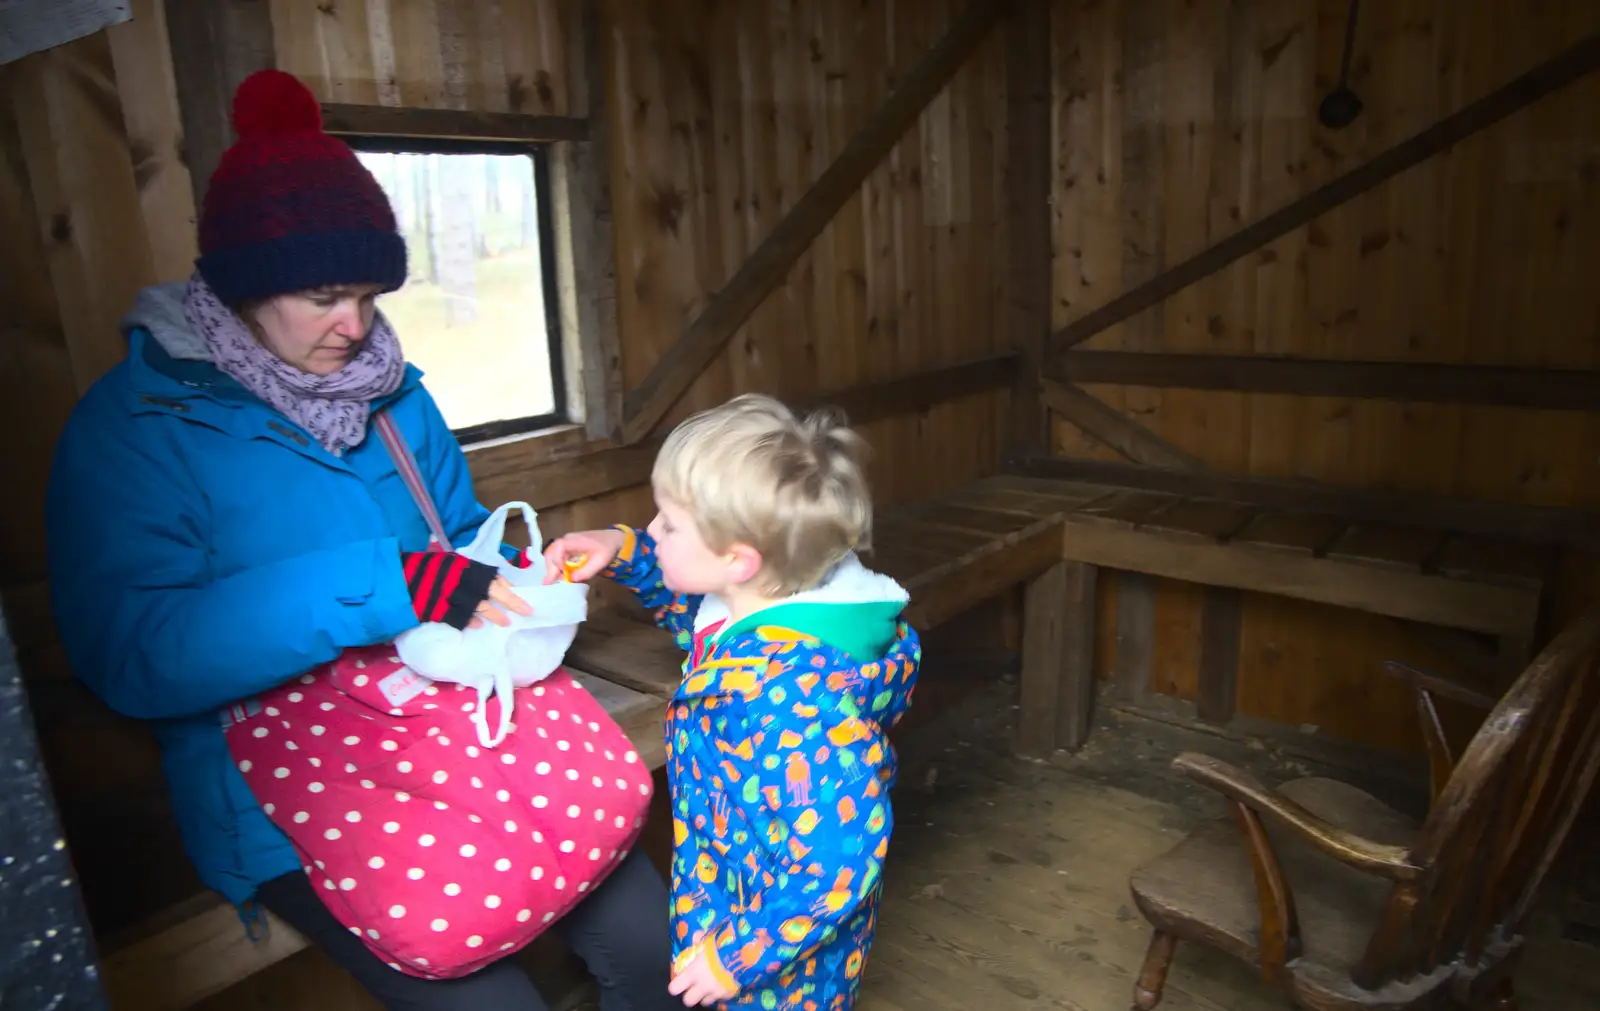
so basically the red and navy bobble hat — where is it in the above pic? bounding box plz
[195,69,407,306]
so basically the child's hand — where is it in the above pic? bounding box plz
[542,528,626,584]
[668,941,739,1006]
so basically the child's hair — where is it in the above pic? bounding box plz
[652,393,872,595]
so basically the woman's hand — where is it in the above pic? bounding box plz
[542,529,626,584]
[466,573,535,629]
[401,551,533,631]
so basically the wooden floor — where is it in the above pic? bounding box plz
[855,680,1600,1011]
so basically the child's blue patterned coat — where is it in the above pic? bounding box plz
[604,526,920,1010]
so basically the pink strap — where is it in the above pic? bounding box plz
[373,411,453,551]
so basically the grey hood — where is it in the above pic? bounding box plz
[122,282,209,362]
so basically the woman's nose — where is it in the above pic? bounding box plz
[331,302,365,338]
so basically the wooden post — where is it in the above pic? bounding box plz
[1197,586,1242,724]
[1017,560,1098,757]
[1004,0,1052,458]
[1058,561,1099,749]
[1115,571,1156,706]
[554,0,623,441]
[162,0,277,214]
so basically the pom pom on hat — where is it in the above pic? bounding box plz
[231,69,323,137]
[196,69,405,305]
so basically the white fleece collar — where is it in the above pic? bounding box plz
[693,552,909,635]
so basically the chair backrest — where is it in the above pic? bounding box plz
[1357,611,1600,988]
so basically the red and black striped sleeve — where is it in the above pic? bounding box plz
[400,551,499,629]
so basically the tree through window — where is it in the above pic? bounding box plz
[354,142,566,443]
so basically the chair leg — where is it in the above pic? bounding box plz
[1132,930,1178,1010]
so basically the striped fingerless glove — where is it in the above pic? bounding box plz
[400,551,499,630]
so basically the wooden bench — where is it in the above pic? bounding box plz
[561,477,1101,753]
[98,670,669,1011]
[563,471,1553,763]
[564,474,1554,763]
[977,474,1554,756]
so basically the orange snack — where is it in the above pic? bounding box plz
[561,554,588,582]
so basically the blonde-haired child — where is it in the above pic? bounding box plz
[545,393,920,1009]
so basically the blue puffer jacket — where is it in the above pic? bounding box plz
[45,283,507,911]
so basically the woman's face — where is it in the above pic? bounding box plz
[250,284,384,375]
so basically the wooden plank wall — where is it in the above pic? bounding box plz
[1049,0,1600,753]
[0,0,1011,994]
[266,0,1011,531]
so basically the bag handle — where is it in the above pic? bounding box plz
[373,410,453,551]
[459,501,541,565]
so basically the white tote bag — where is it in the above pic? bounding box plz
[393,501,590,747]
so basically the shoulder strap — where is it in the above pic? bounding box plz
[373,410,453,551]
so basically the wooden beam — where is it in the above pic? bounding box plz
[1053,351,1600,410]
[1057,561,1099,750]
[1041,378,1204,471]
[1003,0,1052,457]
[162,0,276,214]
[320,103,588,143]
[554,0,623,440]
[1060,511,1536,636]
[820,351,1019,425]
[618,0,1009,444]
[1114,572,1157,707]
[1197,587,1242,724]
[1048,30,1600,354]
[1008,455,1600,548]
[473,353,1020,510]
[1017,561,1097,757]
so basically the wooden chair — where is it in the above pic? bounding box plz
[1126,611,1600,1011]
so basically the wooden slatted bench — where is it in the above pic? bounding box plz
[561,477,1100,751]
[98,671,669,1011]
[569,473,1555,763]
[991,474,1557,756]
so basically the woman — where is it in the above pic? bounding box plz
[45,69,676,1011]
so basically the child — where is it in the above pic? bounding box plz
[544,393,920,1010]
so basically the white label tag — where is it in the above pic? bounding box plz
[377,666,432,708]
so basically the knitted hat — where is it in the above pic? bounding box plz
[195,69,407,306]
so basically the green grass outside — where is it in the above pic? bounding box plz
[378,247,556,433]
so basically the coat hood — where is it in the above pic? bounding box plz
[122,281,209,361]
[683,553,919,730]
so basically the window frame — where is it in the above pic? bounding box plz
[345,135,570,445]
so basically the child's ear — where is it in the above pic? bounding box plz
[725,543,764,586]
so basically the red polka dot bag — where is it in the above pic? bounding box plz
[220,412,655,979]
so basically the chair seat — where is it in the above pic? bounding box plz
[1129,777,1438,1007]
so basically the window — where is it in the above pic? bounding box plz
[353,139,566,444]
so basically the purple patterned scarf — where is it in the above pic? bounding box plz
[183,273,405,454]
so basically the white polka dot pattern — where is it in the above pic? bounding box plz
[223,650,653,982]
